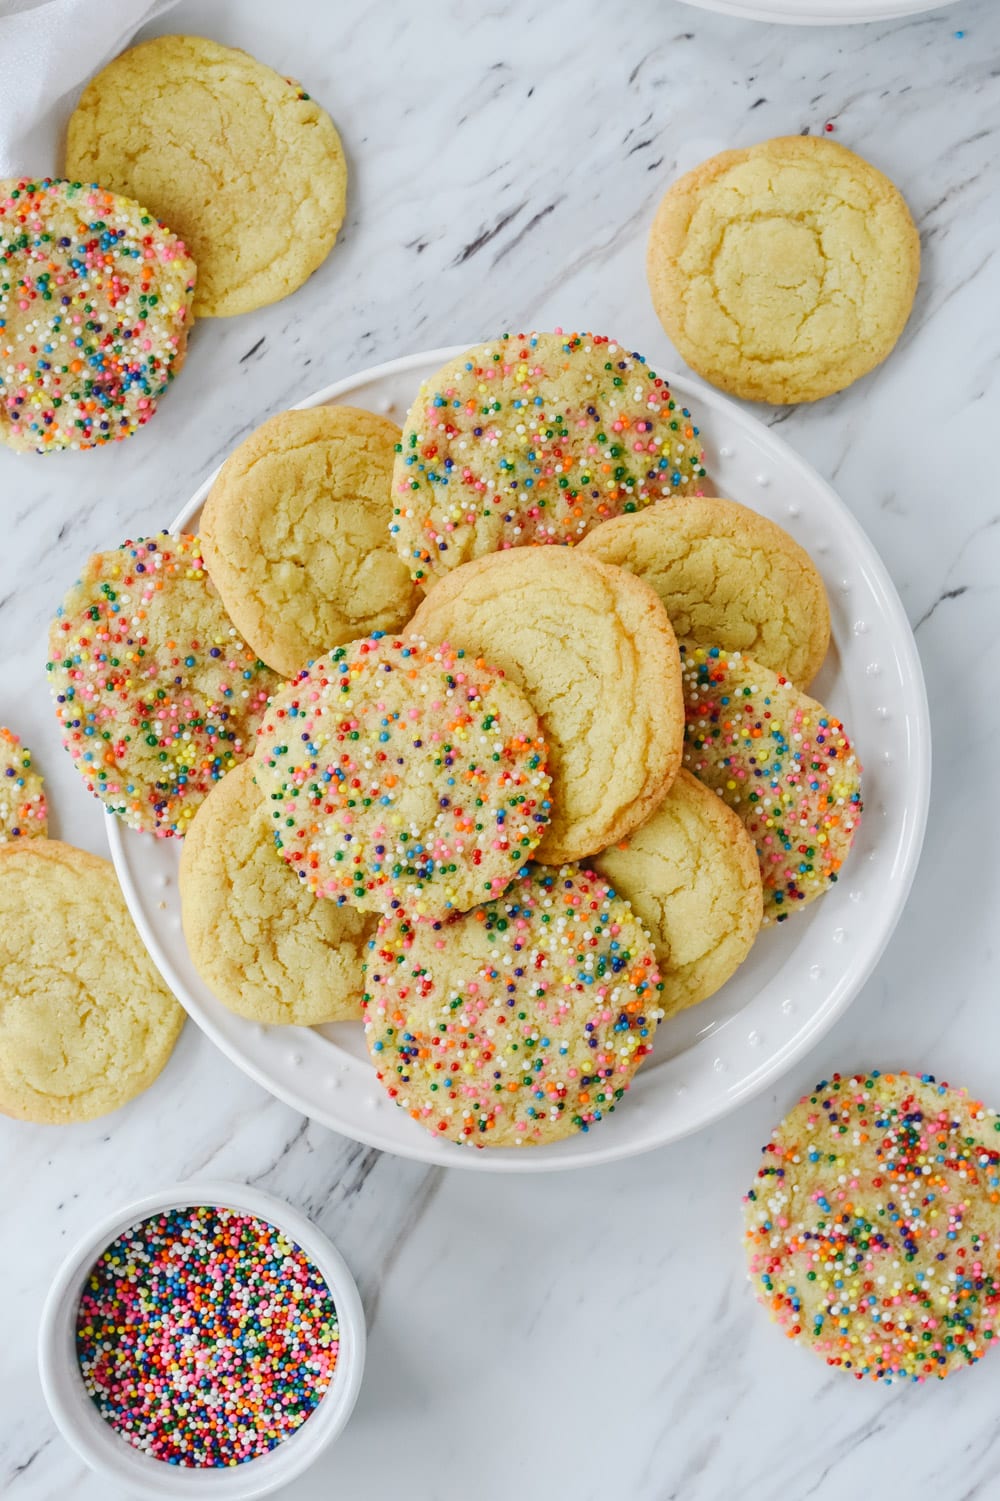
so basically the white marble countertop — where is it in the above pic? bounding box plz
[2,0,999,1496]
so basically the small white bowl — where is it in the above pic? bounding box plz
[38,1180,366,1499]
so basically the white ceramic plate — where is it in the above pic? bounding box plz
[109,345,930,1174]
[675,0,957,22]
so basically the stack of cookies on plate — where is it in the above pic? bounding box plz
[45,331,863,1149]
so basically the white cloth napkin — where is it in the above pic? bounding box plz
[0,0,178,178]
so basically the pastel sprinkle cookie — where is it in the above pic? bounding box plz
[411,548,683,864]
[47,534,279,837]
[254,634,551,916]
[363,864,663,1148]
[681,646,861,922]
[0,839,183,1124]
[745,1070,1000,1382]
[66,35,347,318]
[580,494,831,688]
[391,331,707,586]
[592,769,762,1017]
[647,137,920,404]
[77,1205,338,1464]
[180,761,374,1026]
[0,178,195,452]
[0,727,47,842]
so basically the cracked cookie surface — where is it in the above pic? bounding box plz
[65,34,346,317]
[581,495,830,686]
[0,839,184,1123]
[411,548,683,863]
[391,331,706,586]
[647,137,919,403]
[592,769,762,1016]
[180,761,374,1025]
[201,405,418,679]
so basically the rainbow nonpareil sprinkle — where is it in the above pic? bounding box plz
[680,645,862,921]
[363,863,663,1147]
[0,178,195,452]
[76,1206,339,1466]
[47,534,278,836]
[254,633,551,915]
[0,726,47,841]
[391,331,707,584]
[745,1071,1000,1382]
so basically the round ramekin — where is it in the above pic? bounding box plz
[38,1180,366,1499]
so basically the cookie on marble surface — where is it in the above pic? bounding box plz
[745,1070,1000,1382]
[592,769,762,1016]
[65,35,347,318]
[180,761,373,1025]
[0,178,195,452]
[254,633,551,916]
[410,547,683,864]
[580,495,830,687]
[0,839,184,1123]
[681,645,861,923]
[391,331,707,586]
[647,137,919,403]
[47,534,279,837]
[363,864,663,1147]
[200,405,418,678]
[0,727,47,842]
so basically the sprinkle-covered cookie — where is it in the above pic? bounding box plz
[592,769,762,1016]
[681,646,861,922]
[0,839,184,1123]
[391,331,707,586]
[180,761,375,1025]
[0,727,47,842]
[363,864,663,1147]
[47,535,279,837]
[745,1070,1000,1382]
[66,35,346,318]
[254,634,551,915]
[0,178,195,452]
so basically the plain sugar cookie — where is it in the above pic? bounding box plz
[592,769,762,1015]
[391,331,706,586]
[647,137,919,403]
[47,534,279,836]
[745,1070,1000,1382]
[65,35,347,317]
[0,727,47,842]
[180,761,374,1025]
[201,405,418,678]
[0,839,184,1123]
[410,547,683,863]
[1,178,195,451]
[254,633,551,915]
[364,864,663,1147]
[681,646,862,922]
[580,495,830,686]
